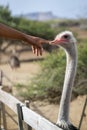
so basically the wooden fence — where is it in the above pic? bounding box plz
[0,70,63,130]
[0,89,62,130]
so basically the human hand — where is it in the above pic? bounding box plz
[25,35,49,56]
[32,45,43,56]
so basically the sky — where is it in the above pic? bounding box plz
[0,0,87,18]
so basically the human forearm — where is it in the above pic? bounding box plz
[0,23,50,55]
[0,23,27,41]
[0,23,49,45]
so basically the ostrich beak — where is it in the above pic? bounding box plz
[50,38,69,45]
[49,39,59,45]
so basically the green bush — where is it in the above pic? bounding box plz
[74,41,87,95]
[0,5,12,24]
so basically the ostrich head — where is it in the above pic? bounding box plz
[50,31,77,56]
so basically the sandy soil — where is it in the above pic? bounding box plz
[0,62,40,85]
[0,63,87,130]
[32,96,87,130]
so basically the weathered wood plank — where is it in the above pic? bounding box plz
[24,100,32,130]
[22,106,62,130]
[0,89,23,114]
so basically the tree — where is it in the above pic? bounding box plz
[0,5,12,24]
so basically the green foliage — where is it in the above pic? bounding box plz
[77,42,87,79]
[74,41,87,94]
[15,18,56,39]
[0,5,13,24]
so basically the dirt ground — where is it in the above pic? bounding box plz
[0,61,87,130]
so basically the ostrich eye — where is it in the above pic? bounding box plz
[63,35,69,39]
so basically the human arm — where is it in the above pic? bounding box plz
[0,23,50,55]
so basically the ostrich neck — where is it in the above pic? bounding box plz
[58,46,77,122]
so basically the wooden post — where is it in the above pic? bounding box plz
[0,102,1,129]
[24,100,32,130]
[78,96,87,130]
[17,103,24,130]
[0,70,3,86]
[1,102,7,130]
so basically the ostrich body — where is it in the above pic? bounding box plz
[9,50,20,70]
[10,55,20,69]
[50,31,78,130]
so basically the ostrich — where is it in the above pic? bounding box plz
[50,31,78,130]
[9,49,20,70]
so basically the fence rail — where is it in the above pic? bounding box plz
[0,89,62,130]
